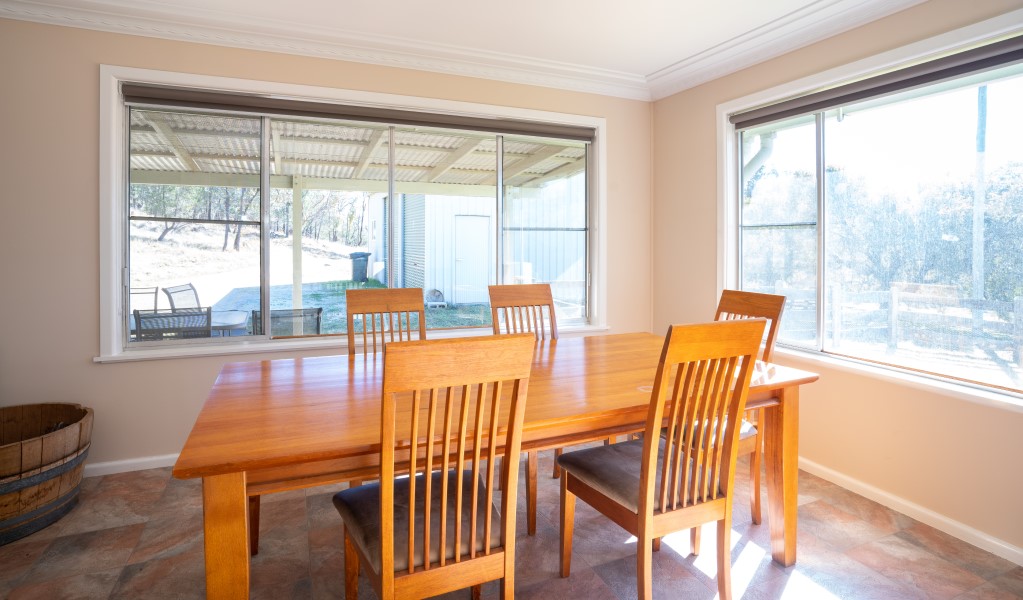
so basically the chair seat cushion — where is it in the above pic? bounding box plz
[558,431,742,513]
[333,470,502,574]
[556,438,664,513]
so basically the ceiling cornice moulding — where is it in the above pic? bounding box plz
[647,0,927,100]
[1,0,927,102]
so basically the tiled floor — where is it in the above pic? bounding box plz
[2,452,1020,599]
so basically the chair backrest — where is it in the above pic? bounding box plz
[379,333,535,582]
[251,307,323,337]
[488,283,558,341]
[133,307,212,341]
[639,319,766,516]
[162,283,201,310]
[346,288,426,354]
[130,287,159,312]
[714,289,785,361]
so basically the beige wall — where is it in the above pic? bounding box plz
[652,0,1023,554]
[0,19,652,467]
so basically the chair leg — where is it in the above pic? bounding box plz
[690,526,701,556]
[750,409,763,525]
[527,450,538,535]
[652,537,661,552]
[552,447,563,478]
[559,475,576,578]
[344,528,360,600]
[248,495,260,556]
[495,455,504,491]
[716,517,733,600]
[472,584,482,600]
[637,533,653,600]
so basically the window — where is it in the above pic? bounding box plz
[732,37,1023,393]
[116,80,597,351]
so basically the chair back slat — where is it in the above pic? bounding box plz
[714,290,786,361]
[488,284,559,341]
[379,334,534,582]
[347,288,427,354]
[640,320,766,517]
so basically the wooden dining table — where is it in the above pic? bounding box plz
[173,332,818,599]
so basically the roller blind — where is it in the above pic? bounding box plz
[121,83,595,142]
[730,33,1023,130]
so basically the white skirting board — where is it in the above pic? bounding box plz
[82,453,1021,567]
[799,457,1023,567]
[83,454,178,478]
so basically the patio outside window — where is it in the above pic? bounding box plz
[125,104,589,345]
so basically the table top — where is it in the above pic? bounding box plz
[173,332,818,480]
[212,310,248,331]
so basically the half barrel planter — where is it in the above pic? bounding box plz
[0,403,94,545]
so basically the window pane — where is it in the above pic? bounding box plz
[391,126,497,330]
[504,137,588,325]
[265,119,387,337]
[824,68,1023,390]
[739,120,818,347]
[128,109,261,342]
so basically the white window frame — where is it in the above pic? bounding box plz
[716,9,1023,409]
[98,65,607,362]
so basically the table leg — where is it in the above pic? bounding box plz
[762,386,799,567]
[202,472,250,599]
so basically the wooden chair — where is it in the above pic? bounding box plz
[557,319,766,600]
[346,288,427,354]
[488,283,561,536]
[714,289,785,529]
[332,333,536,600]
[488,283,558,341]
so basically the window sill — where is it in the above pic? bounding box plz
[776,346,1023,413]
[93,324,610,363]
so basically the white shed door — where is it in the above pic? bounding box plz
[454,215,490,304]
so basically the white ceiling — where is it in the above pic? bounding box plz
[1,0,926,100]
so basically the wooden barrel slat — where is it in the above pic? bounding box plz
[0,403,92,545]
[0,445,18,479]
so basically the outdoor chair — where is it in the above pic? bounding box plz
[345,288,426,354]
[251,307,323,337]
[132,307,212,341]
[332,333,535,600]
[557,319,766,600]
[130,286,159,311]
[162,283,201,310]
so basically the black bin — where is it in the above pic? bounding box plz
[350,252,371,282]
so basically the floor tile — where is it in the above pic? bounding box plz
[7,568,123,600]
[109,549,206,599]
[846,534,986,599]
[21,523,145,585]
[896,521,1018,581]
